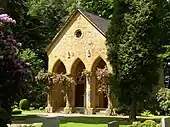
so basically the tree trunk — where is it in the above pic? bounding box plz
[129,99,137,123]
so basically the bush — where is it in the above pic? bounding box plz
[157,88,170,115]
[132,120,160,127]
[115,105,129,115]
[12,108,22,115]
[0,108,10,127]
[19,99,30,110]
[141,110,154,117]
[39,107,44,110]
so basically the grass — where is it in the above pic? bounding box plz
[30,117,131,127]
[60,117,132,127]
[12,109,165,127]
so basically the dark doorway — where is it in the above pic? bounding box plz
[103,94,108,108]
[75,84,85,107]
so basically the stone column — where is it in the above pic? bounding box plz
[45,89,54,113]
[64,74,74,114]
[84,75,94,115]
[71,85,76,113]
[106,85,115,116]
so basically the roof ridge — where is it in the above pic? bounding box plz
[77,9,109,35]
[77,8,108,21]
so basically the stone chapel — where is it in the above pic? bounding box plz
[45,9,164,115]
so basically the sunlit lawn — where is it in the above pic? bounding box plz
[31,117,132,127]
[12,110,164,127]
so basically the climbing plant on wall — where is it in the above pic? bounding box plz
[36,71,76,107]
[96,67,111,96]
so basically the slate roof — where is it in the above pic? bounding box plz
[46,9,109,53]
[78,9,109,35]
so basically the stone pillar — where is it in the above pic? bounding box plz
[106,85,115,116]
[71,85,76,113]
[45,90,54,113]
[64,87,73,114]
[84,75,94,115]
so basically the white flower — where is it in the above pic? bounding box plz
[0,55,4,59]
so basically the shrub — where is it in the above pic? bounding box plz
[141,110,154,117]
[19,99,30,110]
[12,108,22,115]
[39,107,44,110]
[157,88,170,115]
[0,108,10,127]
[132,120,160,127]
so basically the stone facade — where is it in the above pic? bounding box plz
[46,9,114,115]
[46,9,164,115]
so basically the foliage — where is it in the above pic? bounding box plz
[0,108,10,127]
[18,48,46,108]
[156,87,170,115]
[28,0,69,43]
[95,67,111,95]
[132,120,159,127]
[141,110,154,117]
[106,0,167,121]
[19,99,30,110]
[81,69,92,77]
[12,108,22,115]
[18,48,42,75]
[39,107,44,111]
[68,0,114,19]
[36,70,76,96]
[0,13,31,126]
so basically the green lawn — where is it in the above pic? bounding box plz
[31,117,131,127]
[60,117,133,127]
[12,110,164,127]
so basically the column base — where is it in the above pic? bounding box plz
[106,108,116,116]
[84,108,94,115]
[64,107,72,114]
[45,106,54,113]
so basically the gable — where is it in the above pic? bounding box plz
[46,9,109,55]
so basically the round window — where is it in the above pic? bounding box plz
[74,29,82,38]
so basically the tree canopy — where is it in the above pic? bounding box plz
[106,0,169,122]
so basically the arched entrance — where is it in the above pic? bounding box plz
[52,60,66,108]
[71,58,86,107]
[91,57,108,108]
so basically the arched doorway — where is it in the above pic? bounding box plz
[52,60,66,108]
[91,57,108,108]
[71,58,86,107]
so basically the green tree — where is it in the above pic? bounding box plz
[69,0,114,19]
[28,0,69,42]
[106,0,167,122]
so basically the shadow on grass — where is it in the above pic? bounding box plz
[11,115,162,125]
[60,116,161,126]
[12,115,45,124]
[60,116,129,125]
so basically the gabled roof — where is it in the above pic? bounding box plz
[46,9,109,53]
[79,9,109,35]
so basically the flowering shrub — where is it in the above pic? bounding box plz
[36,70,55,92]
[0,14,16,24]
[96,66,111,95]
[36,71,76,104]
[81,69,92,77]
[0,13,31,126]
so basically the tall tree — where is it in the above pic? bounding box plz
[0,14,31,126]
[68,0,114,19]
[106,0,167,122]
